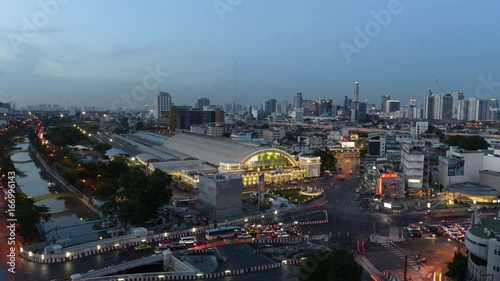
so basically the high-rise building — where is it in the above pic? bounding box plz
[423,90,435,120]
[154,92,172,121]
[263,99,277,113]
[457,99,469,121]
[432,94,453,120]
[489,98,499,121]
[476,99,490,121]
[358,102,367,121]
[386,100,400,114]
[195,97,210,109]
[381,95,390,113]
[353,82,359,103]
[293,93,303,109]
[451,91,464,119]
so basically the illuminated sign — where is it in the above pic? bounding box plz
[383,202,392,209]
[408,179,421,183]
[342,142,355,148]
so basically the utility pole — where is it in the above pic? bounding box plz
[403,255,408,281]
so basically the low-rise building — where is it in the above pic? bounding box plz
[197,173,243,219]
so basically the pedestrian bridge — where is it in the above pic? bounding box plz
[32,193,83,203]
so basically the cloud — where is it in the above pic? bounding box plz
[33,59,65,77]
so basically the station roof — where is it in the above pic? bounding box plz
[163,133,266,165]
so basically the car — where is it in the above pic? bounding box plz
[169,242,185,249]
[424,211,432,216]
[467,207,477,212]
[193,240,208,247]
[409,231,422,238]
[237,233,252,239]
[159,240,173,247]
[118,246,128,254]
[154,245,169,254]
[134,244,152,251]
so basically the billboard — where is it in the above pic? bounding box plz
[448,158,465,176]
[342,142,355,148]
[377,173,405,198]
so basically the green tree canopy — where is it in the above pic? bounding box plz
[445,135,489,150]
[313,149,337,170]
[446,252,467,281]
[299,249,363,281]
[117,169,172,226]
[15,193,51,243]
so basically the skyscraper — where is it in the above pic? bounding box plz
[451,91,464,119]
[353,82,359,103]
[381,95,390,113]
[263,99,277,113]
[154,91,172,121]
[293,92,303,109]
[195,97,210,109]
[423,90,433,120]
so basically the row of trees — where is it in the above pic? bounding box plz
[445,135,489,151]
[87,158,172,227]
[3,120,51,243]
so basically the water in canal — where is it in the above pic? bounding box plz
[11,141,101,246]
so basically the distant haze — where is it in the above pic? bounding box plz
[0,0,498,109]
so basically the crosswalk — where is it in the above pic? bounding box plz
[381,242,420,270]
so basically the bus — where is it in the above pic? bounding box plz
[205,226,244,240]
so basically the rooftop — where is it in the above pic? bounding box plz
[469,217,500,239]
[448,182,500,196]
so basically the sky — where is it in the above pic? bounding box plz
[0,0,499,110]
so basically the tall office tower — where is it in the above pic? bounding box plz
[434,94,453,120]
[467,97,478,121]
[386,100,400,114]
[343,96,349,109]
[263,99,277,113]
[280,100,289,115]
[358,102,367,120]
[451,91,464,119]
[353,82,359,102]
[476,99,490,121]
[154,91,172,121]
[457,99,469,121]
[423,90,434,120]
[489,98,499,120]
[195,97,210,109]
[293,92,303,109]
[381,95,390,113]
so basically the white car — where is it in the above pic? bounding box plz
[237,233,252,239]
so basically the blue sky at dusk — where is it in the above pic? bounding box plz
[0,0,498,109]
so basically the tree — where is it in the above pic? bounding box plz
[446,252,467,281]
[117,168,172,226]
[93,143,112,156]
[313,149,337,170]
[16,193,51,243]
[445,135,489,150]
[299,249,362,281]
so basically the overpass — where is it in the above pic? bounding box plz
[32,193,83,203]
[70,251,196,280]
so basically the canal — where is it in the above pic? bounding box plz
[11,141,101,246]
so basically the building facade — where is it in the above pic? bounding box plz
[401,140,425,189]
[197,173,243,219]
[154,92,172,121]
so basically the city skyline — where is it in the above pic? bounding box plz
[1,1,499,109]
